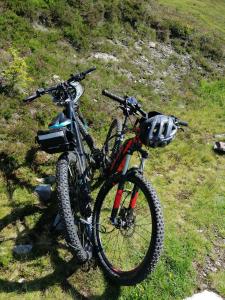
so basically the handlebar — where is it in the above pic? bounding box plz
[102,89,125,105]
[177,120,188,126]
[24,93,40,103]
[102,89,146,117]
[24,67,96,104]
[171,115,188,127]
[23,88,46,103]
[68,66,96,83]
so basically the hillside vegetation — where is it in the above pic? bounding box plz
[0,0,224,299]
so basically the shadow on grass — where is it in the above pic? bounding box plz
[0,150,121,299]
[0,149,53,200]
[0,198,121,299]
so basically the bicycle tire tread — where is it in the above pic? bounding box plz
[56,153,88,263]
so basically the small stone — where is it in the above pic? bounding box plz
[36,178,44,183]
[149,41,156,48]
[34,184,52,202]
[200,284,208,290]
[215,261,221,267]
[18,278,25,283]
[53,74,60,81]
[13,244,33,255]
[210,266,217,272]
[91,52,118,62]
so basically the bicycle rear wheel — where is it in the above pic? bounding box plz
[93,171,164,285]
[102,118,122,165]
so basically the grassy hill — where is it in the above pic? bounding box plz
[159,0,225,37]
[0,0,224,299]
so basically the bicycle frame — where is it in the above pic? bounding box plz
[106,125,149,223]
[64,100,93,208]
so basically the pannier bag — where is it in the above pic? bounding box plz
[36,127,72,153]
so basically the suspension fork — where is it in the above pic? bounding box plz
[110,154,131,222]
[129,149,148,211]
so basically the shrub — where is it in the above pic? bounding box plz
[199,35,224,61]
[63,12,89,50]
[1,48,33,96]
[0,11,32,46]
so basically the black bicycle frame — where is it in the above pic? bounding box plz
[64,100,92,197]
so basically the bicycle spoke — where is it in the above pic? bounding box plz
[133,230,150,244]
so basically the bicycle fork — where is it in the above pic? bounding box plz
[110,151,147,223]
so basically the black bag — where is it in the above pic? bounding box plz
[36,127,72,154]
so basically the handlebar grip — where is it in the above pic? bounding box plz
[23,93,39,103]
[178,120,188,126]
[83,66,96,75]
[102,89,125,105]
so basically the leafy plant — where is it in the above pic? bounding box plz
[1,48,33,96]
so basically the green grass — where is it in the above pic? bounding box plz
[0,0,225,299]
[0,79,224,299]
[159,0,225,37]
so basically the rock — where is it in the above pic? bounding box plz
[52,74,61,83]
[215,261,221,267]
[36,176,55,184]
[32,22,49,32]
[18,278,25,283]
[149,41,156,48]
[134,42,142,51]
[36,178,44,183]
[13,244,33,255]
[184,290,223,300]
[34,184,52,202]
[199,283,208,290]
[91,52,119,62]
[209,266,217,272]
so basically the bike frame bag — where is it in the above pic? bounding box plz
[36,128,72,154]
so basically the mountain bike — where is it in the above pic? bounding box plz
[24,67,188,285]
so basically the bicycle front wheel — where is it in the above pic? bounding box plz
[93,171,164,285]
[56,152,89,263]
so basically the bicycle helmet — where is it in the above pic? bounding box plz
[139,114,177,147]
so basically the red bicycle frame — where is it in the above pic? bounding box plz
[107,133,147,222]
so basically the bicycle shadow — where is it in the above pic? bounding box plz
[0,151,121,299]
[0,202,121,299]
